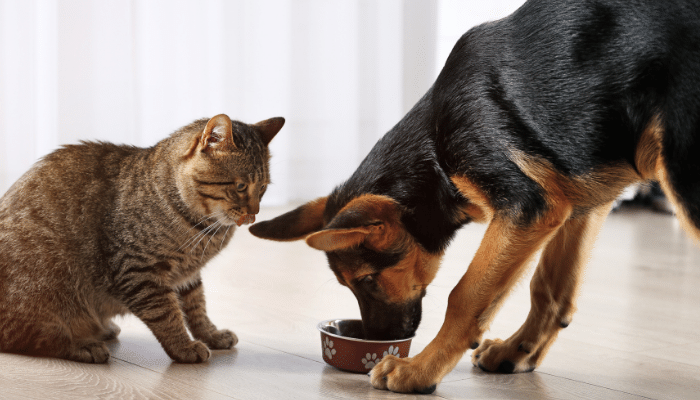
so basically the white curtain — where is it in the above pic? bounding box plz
[0,0,439,205]
[1,0,532,205]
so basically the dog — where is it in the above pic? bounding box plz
[249,0,700,394]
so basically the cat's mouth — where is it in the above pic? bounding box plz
[235,214,255,226]
[226,210,256,227]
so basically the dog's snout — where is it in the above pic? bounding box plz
[359,297,423,340]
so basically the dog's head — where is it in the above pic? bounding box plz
[249,194,441,340]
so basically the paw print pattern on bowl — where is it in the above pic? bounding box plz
[383,345,400,358]
[324,337,337,360]
[361,353,379,369]
[318,319,413,373]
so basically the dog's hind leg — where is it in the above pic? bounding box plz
[637,113,700,242]
[471,202,613,373]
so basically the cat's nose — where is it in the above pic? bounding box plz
[247,202,260,215]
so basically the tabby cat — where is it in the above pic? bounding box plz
[0,114,283,363]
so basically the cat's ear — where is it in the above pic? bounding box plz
[199,114,236,153]
[253,117,285,146]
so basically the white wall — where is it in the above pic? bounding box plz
[0,0,527,206]
[436,0,525,73]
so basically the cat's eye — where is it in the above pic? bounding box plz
[237,183,248,192]
[196,179,235,186]
[357,274,375,284]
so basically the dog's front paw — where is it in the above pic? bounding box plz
[471,338,536,373]
[369,356,438,394]
[202,329,238,350]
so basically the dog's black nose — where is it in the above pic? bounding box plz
[361,309,421,340]
[363,324,415,341]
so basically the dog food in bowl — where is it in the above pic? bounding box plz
[317,319,413,373]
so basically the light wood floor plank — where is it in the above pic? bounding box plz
[0,353,236,400]
[1,206,700,399]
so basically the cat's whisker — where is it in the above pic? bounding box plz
[183,222,218,253]
[219,225,233,250]
[184,227,213,254]
[187,219,224,254]
[177,212,224,251]
[178,226,210,252]
[177,212,221,237]
[175,215,213,244]
[197,221,224,254]
[201,220,225,261]
[202,219,223,252]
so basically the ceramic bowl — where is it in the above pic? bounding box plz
[317,319,413,373]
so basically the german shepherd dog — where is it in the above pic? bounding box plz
[250,0,700,394]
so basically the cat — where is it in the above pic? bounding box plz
[0,114,283,363]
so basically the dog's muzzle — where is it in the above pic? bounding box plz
[358,295,423,340]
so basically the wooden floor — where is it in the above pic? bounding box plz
[1,205,700,399]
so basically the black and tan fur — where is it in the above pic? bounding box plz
[0,114,283,363]
[250,0,700,394]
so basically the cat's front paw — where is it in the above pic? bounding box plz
[202,329,238,350]
[68,340,110,363]
[169,340,211,363]
[102,321,121,341]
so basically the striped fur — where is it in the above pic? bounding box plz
[0,114,283,363]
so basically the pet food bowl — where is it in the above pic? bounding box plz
[317,319,413,373]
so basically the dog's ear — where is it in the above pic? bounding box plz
[248,197,327,241]
[306,194,403,252]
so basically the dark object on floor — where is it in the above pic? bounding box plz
[617,182,674,214]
